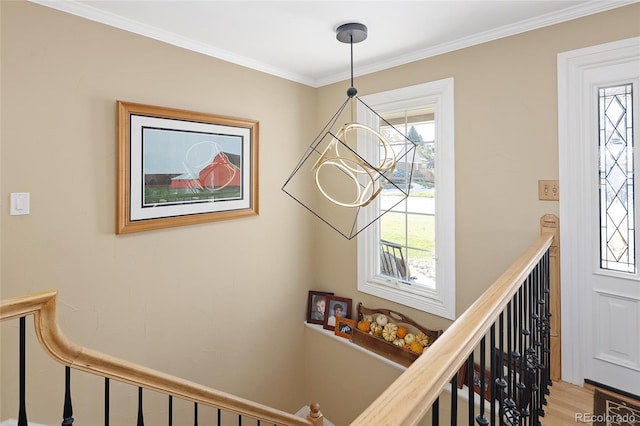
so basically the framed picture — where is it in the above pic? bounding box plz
[470,363,491,401]
[116,101,259,234]
[307,291,334,325]
[335,317,355,339]
[323,296,352,331]
[460,361,489,399]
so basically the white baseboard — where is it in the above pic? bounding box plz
[1,420,48,426]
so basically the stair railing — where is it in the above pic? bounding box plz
[1,289,323,426]
[351,215,559,425]
[2,214,559,425]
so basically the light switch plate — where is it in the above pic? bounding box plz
[10,192,30,215]
[538,180,559,201]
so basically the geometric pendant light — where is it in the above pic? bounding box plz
[282,23,417,240]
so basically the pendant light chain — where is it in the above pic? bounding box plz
[349,33,356,122]
[350,33,355,90]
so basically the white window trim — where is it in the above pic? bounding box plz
[357,78,456,320]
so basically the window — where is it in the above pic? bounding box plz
[357,79,455,320]
[599,83,636,274]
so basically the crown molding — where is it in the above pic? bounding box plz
[28,0,319,86]
[29,0,638,88]
[315,0,639,87]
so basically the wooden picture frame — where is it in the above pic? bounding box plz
[470,362,491,401]
[306,291,334,325]
[323,296,352,331]
[335,317,355,339]
[462,353,528,405]
[116,101,259,234]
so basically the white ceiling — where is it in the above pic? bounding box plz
[31,0,636,87]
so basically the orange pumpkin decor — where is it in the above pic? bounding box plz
[352,304,443,365]
[396,326,408,339]
[357,320,371,333]
[409,341,424,354]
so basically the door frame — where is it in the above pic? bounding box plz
[558,36,640,386]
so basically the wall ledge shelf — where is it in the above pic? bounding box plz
[304,321,407,371]
[304,321,482,406]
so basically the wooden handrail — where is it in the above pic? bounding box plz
[350,232,554,426]
[0,290,317,426]
[2,218,558,426]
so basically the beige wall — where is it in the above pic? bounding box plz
[2,1,639,425]
[306,3,640,424]
[1,1,316,423]
[312,1,640,333]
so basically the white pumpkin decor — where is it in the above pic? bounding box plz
[404,333,416,345]
[375,314,388,326]
[392,338,405,347]
[369,323,383,336]
[382,322,398,342]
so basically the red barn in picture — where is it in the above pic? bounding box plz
[171,152,240,190]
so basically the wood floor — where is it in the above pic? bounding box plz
[542,380,595,425]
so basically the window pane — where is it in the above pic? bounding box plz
[599,83,636,274]
[407,214,435,287]
[380,211,406,246]
[379,109,436,287]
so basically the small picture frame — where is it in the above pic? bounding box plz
[471,363,491,401]
[335,317,355,339]
[461,361,492,401]
[323,296,352,331]
[306,291,333,325]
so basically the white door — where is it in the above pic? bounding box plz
[559,37,640,396]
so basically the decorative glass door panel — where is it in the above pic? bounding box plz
[599,83,636,274]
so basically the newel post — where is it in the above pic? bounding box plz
[307,403,324,426]
[540,214,561,381]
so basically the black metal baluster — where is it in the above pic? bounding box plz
[476,337,488,426]
[238,414,242,426]
[506,301,512,401]
[530,263,539,425]
[168,395,173,426]
[512,292,523,416]
[505,301,519,425]
[522,272,539,424]
[105,378,110,426]
[542,253,552,400]
[18,317,28,426]
[194,403,198,426]
[432,396,439,426]
[490,323,496,425]
[515,294,524,426]
[496,312,506,426]
[512,284,521,417]
[516,292,524,426]
[520,279,531,425]
[467,352,474,425]
[516,285,527,424]
[512,289,521,416]
[62,366,74,425]
[527,270,537,426]
[536,258,546,424]
[137,387,144,426]
[451,373,458,426]
[217,408,221,426]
